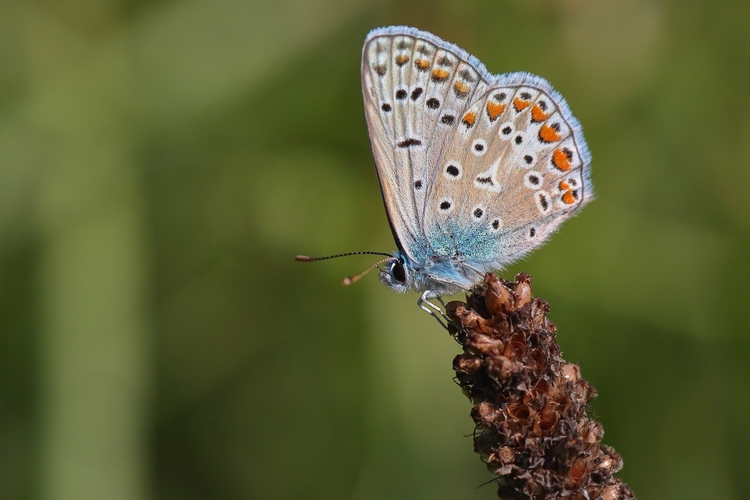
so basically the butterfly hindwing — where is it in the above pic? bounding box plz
[422,73,592,271]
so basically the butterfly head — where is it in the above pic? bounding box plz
[378,253,411,293]
[296,251,412,289]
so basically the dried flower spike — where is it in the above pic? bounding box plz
[446,273,636,500]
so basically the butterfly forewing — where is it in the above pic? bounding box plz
[362,28,492,261]
[362,34,420,254]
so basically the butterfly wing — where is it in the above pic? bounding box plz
[362,27,592,288]
[421,72,592,276]
[361,27,492,264]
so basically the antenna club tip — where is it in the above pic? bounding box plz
[342,277,353,286]
[295,255,312,262]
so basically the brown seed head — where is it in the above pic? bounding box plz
[448,273,636,499]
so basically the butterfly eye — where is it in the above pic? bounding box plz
[391,260,407,283]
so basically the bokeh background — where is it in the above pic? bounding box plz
[1,0,749,499]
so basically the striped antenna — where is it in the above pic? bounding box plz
[295,251,394,286]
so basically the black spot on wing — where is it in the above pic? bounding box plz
[397,138,422,148]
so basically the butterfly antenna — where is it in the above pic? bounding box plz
[295,251,394,286]
[295,251,392,262]
[341,257,391,286]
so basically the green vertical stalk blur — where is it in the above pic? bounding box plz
[26,7,151,500]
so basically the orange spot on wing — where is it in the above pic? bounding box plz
[414,59,430,70]
[539,124,562,143]
[531,104,549,123]
[486,102,506,121]
[395,55,409,66]
[558,181,571,191]
[431,68,450,81]
[462,112,477,127]
[552,148,572,171]
[562,191,576,205]
[454,81,469,95]
[513,97,531,112]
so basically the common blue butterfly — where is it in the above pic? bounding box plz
[298,26,592,325]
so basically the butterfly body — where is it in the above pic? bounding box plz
[380,249,475,297]
[363,27,592,311]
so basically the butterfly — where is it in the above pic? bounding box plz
[298,26,592,326]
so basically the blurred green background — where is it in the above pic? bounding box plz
[1,0,749,499]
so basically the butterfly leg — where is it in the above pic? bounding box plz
[417,291,450,330]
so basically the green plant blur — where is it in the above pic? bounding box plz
[1,1,748,499]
